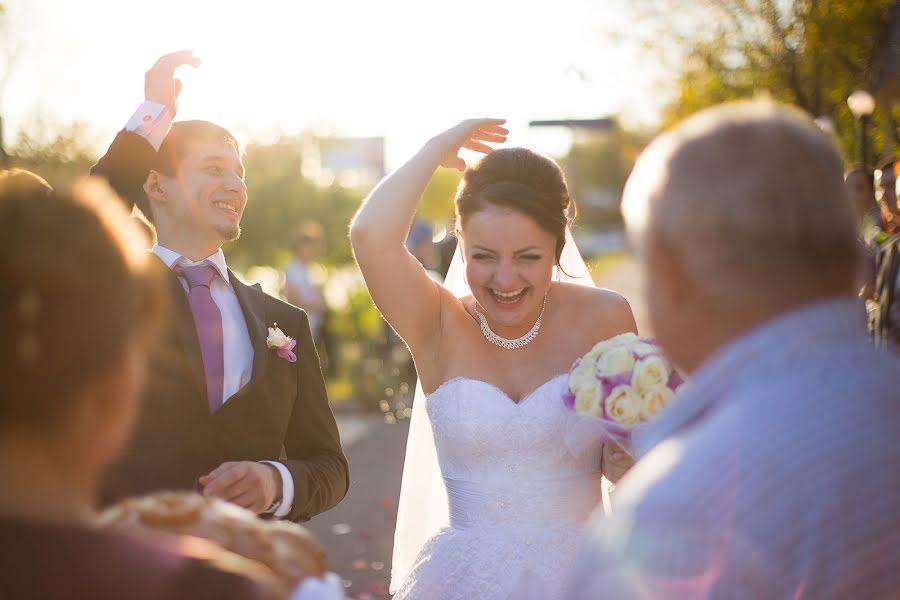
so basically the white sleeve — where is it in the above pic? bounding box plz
[260,460,295,519]
[124,101,173,151]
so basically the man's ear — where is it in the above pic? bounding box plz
[143,170,168,206]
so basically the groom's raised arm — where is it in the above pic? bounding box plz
[90,51,199,207]
[89,110,163,208]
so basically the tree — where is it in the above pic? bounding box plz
[628,0,895,162]
[8,117,98,188]
[563,124,654,228]
[226,135,364,270]
[418,168,461,225]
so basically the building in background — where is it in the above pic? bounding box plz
[302,136,385,189]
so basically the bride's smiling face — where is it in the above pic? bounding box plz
[460,205,557,335]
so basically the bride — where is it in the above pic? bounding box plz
[350,119,637,599]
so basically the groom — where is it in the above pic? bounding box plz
[91,51,348,522]
[567,102,900,597]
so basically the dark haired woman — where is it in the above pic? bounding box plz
[351,120,637,599]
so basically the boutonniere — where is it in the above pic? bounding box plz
[266,324,297,363]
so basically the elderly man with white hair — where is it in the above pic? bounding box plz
[566,102,900,599]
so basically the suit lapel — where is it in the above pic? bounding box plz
[229,269,269,381]
[163,264,209,407]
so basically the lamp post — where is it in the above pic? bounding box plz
[848,91,877,228]
[848,90,876,172]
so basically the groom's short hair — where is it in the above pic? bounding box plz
[137,121,242,223]
[623,101,859,303]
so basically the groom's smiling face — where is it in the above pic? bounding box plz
[156,139,248,248]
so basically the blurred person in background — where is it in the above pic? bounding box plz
[874,158,900,235]
[284,221,327,340]
[0,174,273,599]
[284,220,338,377]
[869,162,900,352]
[405,219,443,283]
[844,166,879,233]
[845,168,880,300]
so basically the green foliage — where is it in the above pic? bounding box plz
[562,125,654,228]
[8,119,97,188]
[322,269,415,410]
[631,0,895,162]
[226,135,364,270]
[418,168,461,224]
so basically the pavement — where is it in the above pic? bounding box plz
[305,415,408,600]
[594,254,650,335]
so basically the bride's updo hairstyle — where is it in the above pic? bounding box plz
[454,148,572,266]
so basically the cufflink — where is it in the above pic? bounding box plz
[262,499,282,515]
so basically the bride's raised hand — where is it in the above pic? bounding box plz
[351,118,506,360]
[430,119,509,171]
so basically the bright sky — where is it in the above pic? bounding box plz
[2,0,667,166]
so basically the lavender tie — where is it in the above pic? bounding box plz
[176,262,225,413]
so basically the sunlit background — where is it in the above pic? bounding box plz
[2,0,664,163]
[2,1,894,597]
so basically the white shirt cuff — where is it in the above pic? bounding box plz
[124,101,173,151]
[260,460,294,519]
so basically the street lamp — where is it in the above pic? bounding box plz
[848,90,876,171]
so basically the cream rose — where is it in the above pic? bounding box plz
[266,325,292,348]
[640,385,672,420]
[587,339,614,357]
[597,346,635,375]
[568,358,599,394]
[606,385,642,425]
[608,332,639,347]
[632,355,670,393]
[630,341,659,357]
[574,380,604,417]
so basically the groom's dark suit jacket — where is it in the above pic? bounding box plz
[91,131,348,522]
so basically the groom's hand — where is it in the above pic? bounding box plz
[199,461,282,514]
[145,50,201,116]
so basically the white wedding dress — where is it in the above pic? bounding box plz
[392,374,605,600]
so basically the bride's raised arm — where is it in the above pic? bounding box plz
[350,119,507,356]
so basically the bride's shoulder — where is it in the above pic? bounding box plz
[555,282,631,310]
[555,283,636,332]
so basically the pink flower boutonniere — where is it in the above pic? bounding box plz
[266,324,297,363]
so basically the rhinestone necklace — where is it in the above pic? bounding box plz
[474,291,549,350]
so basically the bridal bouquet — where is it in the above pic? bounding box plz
[563,333,683,455]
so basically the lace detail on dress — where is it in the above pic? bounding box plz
[393,376,603,600]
